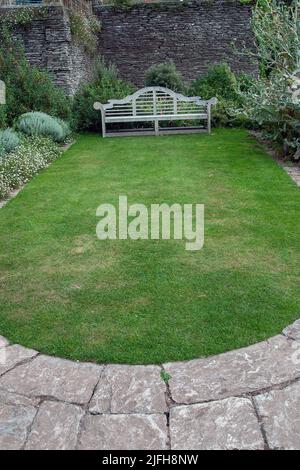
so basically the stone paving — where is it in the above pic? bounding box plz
[0,322,300,450]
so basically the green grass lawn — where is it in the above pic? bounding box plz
[0,128,300,364]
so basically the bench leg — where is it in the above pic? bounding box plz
[207,105,211,134]
[101,112,106,138]
[154,120,159,136]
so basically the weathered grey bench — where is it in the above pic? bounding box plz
[93,86,217,138]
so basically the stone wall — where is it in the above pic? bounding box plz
[0,1,257,94]
[0,5,96,95]
[94,0,257,86]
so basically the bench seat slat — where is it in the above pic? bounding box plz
[105,113,208,123]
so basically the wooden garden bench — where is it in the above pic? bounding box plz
[93,86,217,138]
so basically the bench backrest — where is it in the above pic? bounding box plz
[94,86,217,118]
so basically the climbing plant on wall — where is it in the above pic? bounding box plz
[69,10,101,54]
[0,6,48,29]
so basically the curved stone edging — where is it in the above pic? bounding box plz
[0,319,300,450]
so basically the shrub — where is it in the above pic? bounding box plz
[0,136,61,199]
[189,63,250,127]
[190,63,239,101]
[73,60,135,132]
[145,61,184,92]
[234,0,300,159]
[236,72,256,94]
[17,112,70,143]
[0,29,71,125]
[0,106,7,128]
[0,128,20,157]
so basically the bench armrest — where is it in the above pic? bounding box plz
[207,97,218,106]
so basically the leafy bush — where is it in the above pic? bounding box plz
[190,63,240,101]
[0,106,7,128]
[189,63,251,127]
[234,0,300,159]
[73,60,135,132]
[0,136,61,199]
[0,29,71,126]
[17,112,70,143]
[145,61,184,92]
[236,72,256,94]
[0,129,20,158]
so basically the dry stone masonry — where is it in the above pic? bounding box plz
[0,1,257,95]
[93,0,257,87]
[0,319,300,449]
[0,5,96,95]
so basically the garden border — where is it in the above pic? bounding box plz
[0,140,76,209]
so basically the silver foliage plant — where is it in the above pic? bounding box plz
[16,112,71,143]
[236,0,300,159]
[0,128,20,158]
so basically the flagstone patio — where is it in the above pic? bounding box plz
[0,319,300,450]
